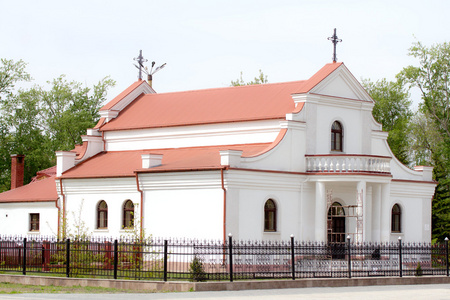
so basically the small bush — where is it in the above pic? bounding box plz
[416,262,423,276]
[189,256,207,282]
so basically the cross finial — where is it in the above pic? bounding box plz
[327,28,342,63]
[133,50,148,80]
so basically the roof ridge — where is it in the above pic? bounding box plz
[147,79,307,96]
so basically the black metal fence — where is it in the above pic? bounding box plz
[0,235,448,281]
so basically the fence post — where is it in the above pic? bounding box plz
[347,235,351,279]
[290,234,295,280]
[66,238,70,278]
[42,241,50,271]
[22,238,27,275]
[114,239,118,279]
[228,233,233,282]
[163,240,168,282]
[398,237,402,278]
[445,237,449,277]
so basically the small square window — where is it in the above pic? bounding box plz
[29,213,40,231]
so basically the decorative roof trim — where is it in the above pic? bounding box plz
[243,128,288,158]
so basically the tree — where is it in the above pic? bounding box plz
[362,78,412,165]
[399,42,450,142]
[398,41,450,241]
[0,59,115,191]
[230,69,268,86]
[0,59,31,100]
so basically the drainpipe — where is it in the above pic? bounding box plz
[101,131,106,152]
[221,167,227,243]
[58,179,66,238]
[135,173,144,239]
[55,197,61,238]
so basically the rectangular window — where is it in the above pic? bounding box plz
[29,213,40,231]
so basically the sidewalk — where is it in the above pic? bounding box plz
[0,284,449,300]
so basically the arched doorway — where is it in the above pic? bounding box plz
[327,202,346,259]
[327,202,346,243]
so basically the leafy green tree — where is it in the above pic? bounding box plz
[362,78,412,165]
[0,59,115,191]
[0,58,31,100]
[398,41,450,241]
[34,75,115,151]
[400,42,450,142]
[230,69,268,86]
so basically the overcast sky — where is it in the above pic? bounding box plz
[1,0,449,106]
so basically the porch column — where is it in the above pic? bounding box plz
[356,181,366,243]
[380,183,391,242]
[315,181,326,242]
[372,184,382,242]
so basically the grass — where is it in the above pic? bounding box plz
[0,282,159,294]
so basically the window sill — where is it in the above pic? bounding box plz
[94,229,109,232]
[263,231,280,235]
[391,232,403,236]
[27,231,40,234]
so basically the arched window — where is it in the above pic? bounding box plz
[97,200,108,229]
[264,199,277,232]
[123,200,134,229]
[391,204,401,232]
[331,121,343,151]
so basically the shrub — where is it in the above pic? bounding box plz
[190,256,207,282]
[416,262,423,276]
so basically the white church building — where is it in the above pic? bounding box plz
[0,62,436,243]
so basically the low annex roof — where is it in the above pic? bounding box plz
[31,166,56,183]
[99,63,343,132]
[60,143,272,179]
[0,176,57,203]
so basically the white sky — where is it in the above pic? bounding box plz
[1,0,449,106]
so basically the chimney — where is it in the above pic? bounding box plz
[141,154,163,168]
[147,74,153,88]
[11,154,25,189]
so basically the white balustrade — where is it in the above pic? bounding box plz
[306,155,391,173]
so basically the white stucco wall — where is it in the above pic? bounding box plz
[241,121,307,172]
[104,120,281,151]
[389,181,434,243]
[0,202,58,236]
[59,178,141,238]
[143,188,223,239]
[139,171,224,239]
[223,170,305,241]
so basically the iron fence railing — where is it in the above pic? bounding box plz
[0,235,448,282]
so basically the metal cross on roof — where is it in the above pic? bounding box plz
[327,28,342,63]
[133,50,148,80]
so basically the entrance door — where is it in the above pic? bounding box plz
[330,216,345,243]
[328,202,346,259]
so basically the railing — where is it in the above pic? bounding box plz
[0,235,448,281]
[306,154,391,173]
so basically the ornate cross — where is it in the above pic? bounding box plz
[327,28,342,63]
[133,50,148,80]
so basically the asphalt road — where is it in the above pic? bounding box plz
[0,284,449,300]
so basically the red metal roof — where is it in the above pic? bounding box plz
[294,62,343,93]
[101,80,148,111]
[60,143,273,179]
[0,176,57,203]
[31,166,56,183]
[99,63,343,132]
